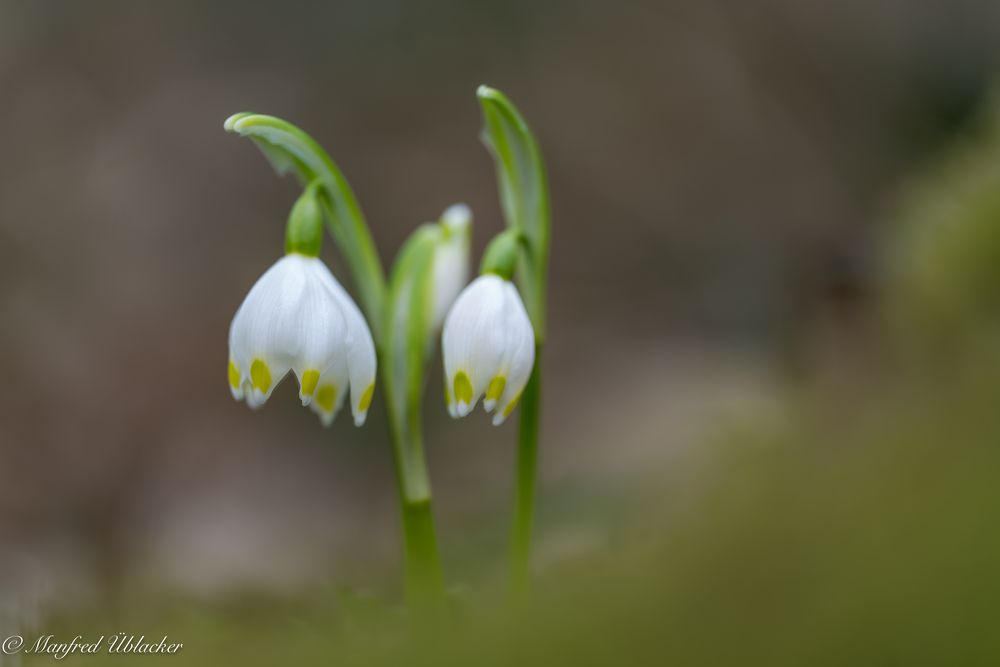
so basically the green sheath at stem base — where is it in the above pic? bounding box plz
[399,496,444,607]
[385,369,445,611]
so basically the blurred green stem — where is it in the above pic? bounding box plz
[385,382,444,608]
[510,345,541,595]
[382,226,447,609]
[400,498,442,607]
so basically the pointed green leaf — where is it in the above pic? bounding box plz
[477,86,551,341]
[382,224,438,502]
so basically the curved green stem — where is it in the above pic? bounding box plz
[510,346,541,595]
[386,390,444,607]
[383,225,447,606]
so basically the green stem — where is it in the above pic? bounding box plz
[510,345,542,595]
[399,496,442,608]
[400,497,442,604]
[385,387,445,609]
[379,226,446,607]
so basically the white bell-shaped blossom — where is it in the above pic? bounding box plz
[442,274,535,425]
[228,254,376,427]
[430,204,471,331]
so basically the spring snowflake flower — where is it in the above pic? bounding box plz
[442,274,535,425]
[227,254,376,427]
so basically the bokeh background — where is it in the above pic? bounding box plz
[3,0,1000,663]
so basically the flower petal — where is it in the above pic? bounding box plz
[491,282,535,424]
[442,274,510,417]
[229,255,352,417]
[308,355,350,427]
[314,262,378,426]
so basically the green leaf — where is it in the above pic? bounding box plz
[381,202,471,501]
[224,113,386,342]
[477,86,551,342]
[382,223,439,502]
[385,226,437,407]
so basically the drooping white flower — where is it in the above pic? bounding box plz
[442,274,535,425]
[430,204,471,331]
[228,254,376,427]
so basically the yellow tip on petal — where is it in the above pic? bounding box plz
[486,376,506,402]
[250,358,272,393]
[358,383,375,412]
[503,393,522,418]
[300,369,320,396]
[454,371,473,404]
[228,360,241,389]
[316,384,337,413]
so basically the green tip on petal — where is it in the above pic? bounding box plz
[300,369,320,397]
[228,360,241,389]
[454,371,473,404]
[316,384,338,413]
[358,383,375,413]
[486,376,506,402]
[503,394,521,417]
[250,358,272,393]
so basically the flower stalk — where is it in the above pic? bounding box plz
[511,349,541,594]
[477,86,551,595]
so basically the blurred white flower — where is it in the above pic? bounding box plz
[430,203,471,331]
[228,254,376,426]
[442,274,535,425]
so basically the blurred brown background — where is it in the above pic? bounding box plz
[1,0,998,613]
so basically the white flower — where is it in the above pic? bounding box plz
[430,204,471,331]
[228,254,377,427]
[442,274,535,425]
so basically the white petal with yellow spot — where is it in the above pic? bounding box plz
[227,254,376,427]
[313,262,377,426]
[441,274,535,425]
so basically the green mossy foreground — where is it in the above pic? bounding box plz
[36,362,1000,665]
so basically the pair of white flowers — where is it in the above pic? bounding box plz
[228,206,535,428]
